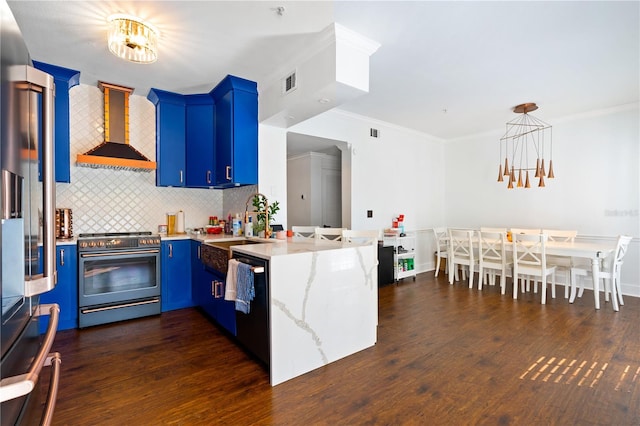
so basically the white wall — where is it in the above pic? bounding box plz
[257,124,288,227]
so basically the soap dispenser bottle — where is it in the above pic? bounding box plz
[245,216,253,237]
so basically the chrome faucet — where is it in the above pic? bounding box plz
[246,192,271,238]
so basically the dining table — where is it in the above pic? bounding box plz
[543,240,617,311]
[446,230,619,311]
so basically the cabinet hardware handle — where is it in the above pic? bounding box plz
[180,170,184,183]
[198,245,201,259]
[207,170,211,184]
[212,280,224,298]
[226,166,231,181]
[59,249,64,267]
[169,243,173,258]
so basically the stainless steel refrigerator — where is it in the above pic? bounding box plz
[0,1,61,424]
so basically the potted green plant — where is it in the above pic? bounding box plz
[252,194,280,237]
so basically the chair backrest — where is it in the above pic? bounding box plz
[433,227,448,255]
[542,229,577,242]
[510,228,541,235]
[291,226,317,239]
[480,227,507,233]
[448,228,475,264]
[512,232,548,271]
[612,235,633,269]
[478,231,507,266]
[342,230,380,245]
[315,227,346,241]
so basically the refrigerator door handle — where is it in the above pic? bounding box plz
[13,65,57,297]
[0,303,59,403]
[40,352,62,426]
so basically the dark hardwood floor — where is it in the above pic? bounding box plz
[42,272,640,425]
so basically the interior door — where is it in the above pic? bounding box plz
[321,168,341,228]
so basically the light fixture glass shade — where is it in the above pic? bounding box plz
[108,14,159,64]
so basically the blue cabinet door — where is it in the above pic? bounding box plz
[210,75,258,188]
[32,61,80,183]
[161,240,193,311]
[185,94,215,188]
[39,245,78,333]
[148,89,186,187]
[190,240,208,309]
[190,240,236,335]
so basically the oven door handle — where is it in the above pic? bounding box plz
[0,303,60,403]
[80,249,160,258]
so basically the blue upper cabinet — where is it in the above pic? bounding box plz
[32,61,80,183]
[209,75,258,188]
[185,94,215,188]
[147,89,186,187]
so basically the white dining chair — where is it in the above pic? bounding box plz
[509,227,541,235]
[543,229,577,299]
[433,227,449,277]
[448,229,477,288]
[342,229,380,245]
[480,227,508,233]
[291,226,317,239]
[570,235,632,309]
[315,227,346,241]
[512,233,556,304]
[478,230,511,293]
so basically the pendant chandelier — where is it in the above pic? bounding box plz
[107,14,159,64]
[497,102,554,189]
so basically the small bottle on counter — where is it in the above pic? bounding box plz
[233,214,241,237]
[245,217,253,237]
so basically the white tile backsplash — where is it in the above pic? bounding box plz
[59,84,255,234]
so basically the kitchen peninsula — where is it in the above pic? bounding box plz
[222,237,378,386]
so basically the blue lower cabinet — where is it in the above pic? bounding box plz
[39,245,77,333]
[190,241,236,335]
[161,240,193,312]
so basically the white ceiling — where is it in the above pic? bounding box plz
[7,1,639,142]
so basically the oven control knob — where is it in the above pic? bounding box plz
[98,241,105,247]
[141,239,147,245]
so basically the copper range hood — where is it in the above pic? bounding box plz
[76,81,156,172]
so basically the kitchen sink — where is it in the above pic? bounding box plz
[201,239,264,275]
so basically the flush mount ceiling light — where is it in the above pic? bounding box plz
[497,102,555,189]
[107,14,159,64]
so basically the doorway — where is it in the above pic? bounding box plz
[286,132,350,229]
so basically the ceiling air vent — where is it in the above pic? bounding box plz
[370,128,380,138]
[283,70,297,94]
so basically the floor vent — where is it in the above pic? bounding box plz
[370,128,380,138]
[283,70,297,94]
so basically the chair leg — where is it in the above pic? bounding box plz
[615,273,624,306]
[478,266,484,290]
[468,264,475,289]
[435,256,441,277]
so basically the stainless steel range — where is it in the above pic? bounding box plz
[78,232,161,328]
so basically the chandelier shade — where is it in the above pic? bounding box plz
[107,14,159,64]
[498,103,554,189]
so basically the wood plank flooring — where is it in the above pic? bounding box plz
[42,272,640,425]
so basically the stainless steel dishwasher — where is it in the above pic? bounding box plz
[231,253,270,367]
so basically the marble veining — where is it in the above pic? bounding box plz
[267,243,377,386]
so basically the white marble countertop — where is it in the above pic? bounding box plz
[231,237,368,259]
